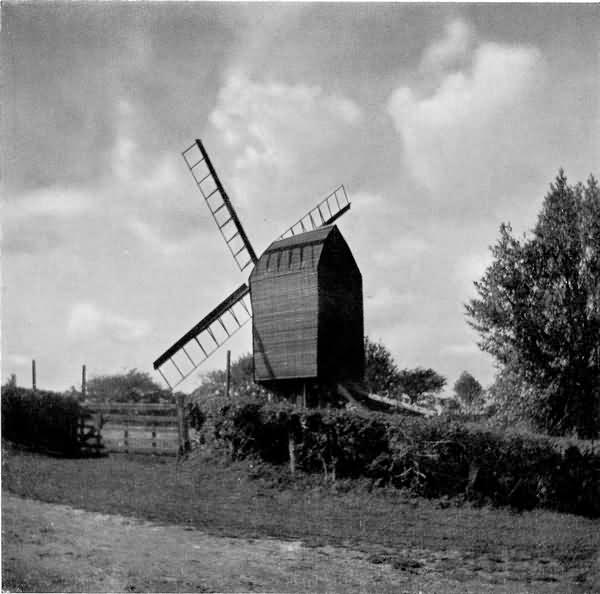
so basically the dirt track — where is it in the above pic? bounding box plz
[3,494,598,593]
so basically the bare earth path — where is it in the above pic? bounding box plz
[3,493,598,593]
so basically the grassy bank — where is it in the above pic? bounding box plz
[2,444,598,569]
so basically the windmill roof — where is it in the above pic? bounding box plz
[250,225,353,281]
[265,225,336,253]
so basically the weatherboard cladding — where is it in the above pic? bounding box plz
[318,229,364,383]
[250,225,364,384]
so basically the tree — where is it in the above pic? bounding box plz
[466,171,600,437]
[191,353,270,403]
[397,367,447,404]
[364,337,402,395]
[486,358,543,431]
[454,371,484,409]
[86,369,167,402]
[364,337,446,404]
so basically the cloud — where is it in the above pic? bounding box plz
[2,186,94,254]
[387,21,545,209]
[109,98,182,196]
[67,303,150,342]
[2,228,63,255]
[373,236,429,268]
[367,286,416,309]
[126,219,202,256]
[208,73,362,218]
[103,97,214,249]
[5,354,31,367]
[456,250,493,295]
[5,187,93,219]
[441,342,481,356]
[420,19,473,73]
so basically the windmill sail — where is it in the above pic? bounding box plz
[278,185,350,239]
[182,139,258,272]
[153,284,252,389]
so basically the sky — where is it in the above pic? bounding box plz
[2,3,599,394]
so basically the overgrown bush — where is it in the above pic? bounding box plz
[195,398,600,517]
[1,385,84,456]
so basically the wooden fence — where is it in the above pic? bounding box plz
[77,409,105,456]
[82,396,189,455]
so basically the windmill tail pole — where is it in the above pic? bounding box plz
[336,384,368,411]
[338,383,434,417]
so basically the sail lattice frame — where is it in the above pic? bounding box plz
[278,185,350,240]
[182,140,258,272]
[153,284,252,389]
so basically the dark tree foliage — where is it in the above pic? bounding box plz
[364,337,446,404]
[454,371,484,408]
[209,400,600,516]
[364,337,402,395]
[397,367,447,404]
[191,353,270,403]
[86,369,167,402]
[466,171,600,437]
[192,341,445,409]
[1,385,83,455]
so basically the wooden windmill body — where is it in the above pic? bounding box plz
[251,226,364,391]
[153,139,364,400]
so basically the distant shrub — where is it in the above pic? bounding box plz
[197,399,600,517]
[1,385,83,456]
[85,369,168,402]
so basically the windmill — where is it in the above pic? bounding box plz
[153,139,364,404]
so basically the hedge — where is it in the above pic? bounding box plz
[192,399,600,517]
[1,385,84,456]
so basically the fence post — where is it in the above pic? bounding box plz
[32,360,36,392]
[225,350,231,398]
[95,423,101,454]
[175,393,190,455]
[81,364,87,401]
[288,431,296,477]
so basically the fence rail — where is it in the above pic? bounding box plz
[82,399,189,455]
[77,411,104,456]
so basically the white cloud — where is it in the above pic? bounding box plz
[455,250,493,297]
[373,236,429,268]
[126,219,201,256]
[367,286,416,310]
[420,19,473,73]
[110,99,181,196]
[2,186,94,254]
[5,354,31,367]
[5,187,92,220]
[349,191,385,216]
[67,303,150,342]
[441,342,481,356]
[208,73,362,213]
[387,23,545,204]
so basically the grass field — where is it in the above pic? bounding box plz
[2,445,599,592]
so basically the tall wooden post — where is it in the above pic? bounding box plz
[288,431,296,477]
[32,360,36,392]
[81,364,87,401]
[225,350,231,398]
[175,393,190,455]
